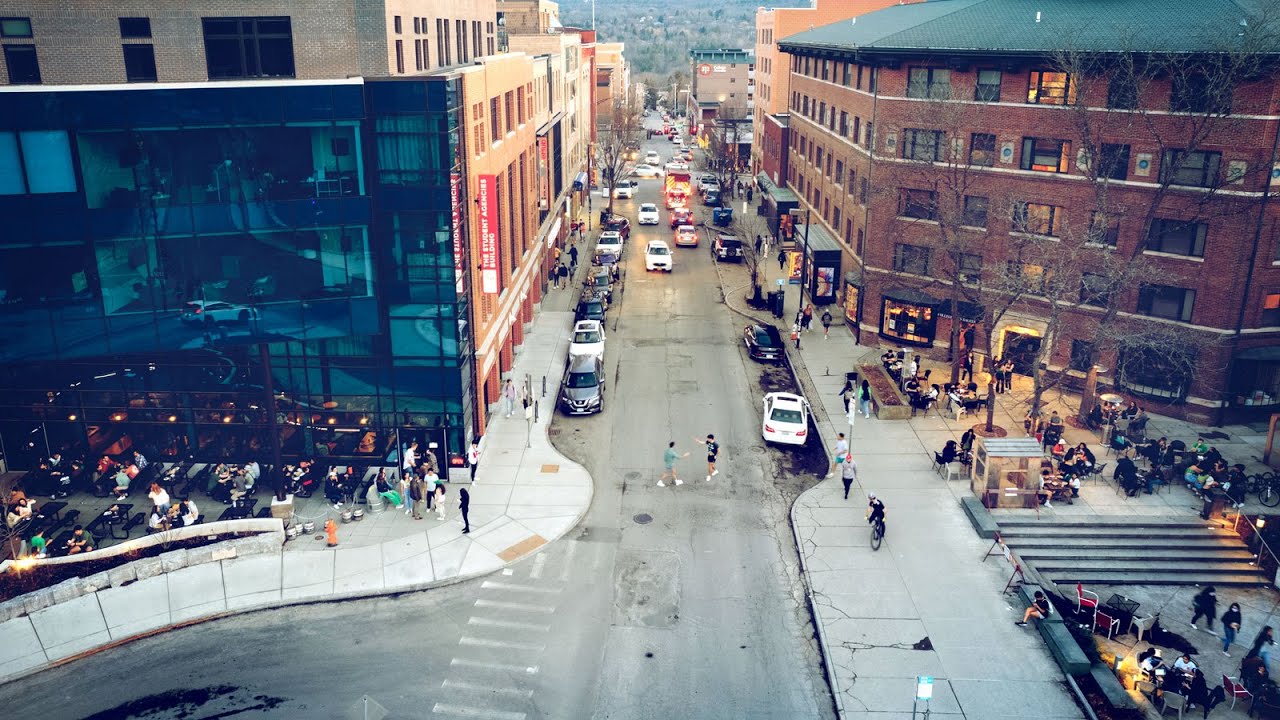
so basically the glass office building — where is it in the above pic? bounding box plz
[0,77,475,471]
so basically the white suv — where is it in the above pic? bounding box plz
[645,151,661,165]
[637,203,660,225]
[596,231,624,255]
[612,181,636,199]
[645,240,673,272]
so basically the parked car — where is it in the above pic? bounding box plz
[762,392,810,445]
[569,319,606,360]
[181,300,259,325]
[586,264,615,299]
[674,224,699,247]
[596,231,624,256]
[703,188,721,206]
[681,149,694,162]
[669,207,694,228]
[645,240,673,272]
[744,324,784,362]
[698,174,718,192]
[613,181,637,199]
[633,164,663,178]
[637,203,660,225]
[575,290,609,322]
[645,151,661,165]
[560,354,606,415]
[712,234,744,261]
[602,215,631,240]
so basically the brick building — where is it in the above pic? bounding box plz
[687,48,754,136]
[776,0,1280,423]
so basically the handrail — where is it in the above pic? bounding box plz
[1222,508,1279,571]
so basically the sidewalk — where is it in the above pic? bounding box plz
[265,307,592,598]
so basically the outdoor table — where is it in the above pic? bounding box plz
[105,503,134,539]
[218,505,252,521]
[34,501,66,521]
[49,530,76,556]
[1105,594,1141,633]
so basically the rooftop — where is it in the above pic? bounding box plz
[689,48,755,62]
[778,0,1280,57]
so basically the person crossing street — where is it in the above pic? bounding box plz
[659,441,690,487]
[693,434,720,481]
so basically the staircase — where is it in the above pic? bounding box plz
[996,516,1272,587]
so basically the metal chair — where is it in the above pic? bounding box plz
[1093,608,1121,639]
[1159,691,1186,718]
[1076,582,1100,614]
[1223,674,1252,709]
[1089,462,1108,485]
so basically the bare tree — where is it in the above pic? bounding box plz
[594,91,646,219]
[726,206,770,307]
[703,100,751,194]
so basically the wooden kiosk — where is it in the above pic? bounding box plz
[970,437,1044,509]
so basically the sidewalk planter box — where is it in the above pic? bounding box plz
[1088,663,1137,711]
[1017,583,1090,676]
[858,364,911,420]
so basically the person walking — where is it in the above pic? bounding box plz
[1191,585,1218,632]
[458,486,471,534]
[961,352,973,381]
[693,433,720,481]
[434,481,447,520]
[1222,602,1243,656]
[801,304,814,331]
[402,440,419,476]
[548,265,558,289]
[825,432,850,479]
[754,235,763,255]
[1247,626,1275,667]
[839,377,855,414]
[467,440,481,483]
[556,262,568,288]
[858,379,873,418]
[569,244,579,270]
[408,475,426,520]
[840,453,858,500]
[791,323,801,349]
[424,466,440,511]
[821,310,833,339]
[778,247,787,272]
[658,441,690,487]
[503,378,517,418]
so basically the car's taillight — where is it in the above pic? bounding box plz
[764,424,775,432]
[194,307,202,314]
[797,429,807,436]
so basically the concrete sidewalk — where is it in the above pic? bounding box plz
[266,308,592,599]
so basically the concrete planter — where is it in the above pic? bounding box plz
[859,364,912,420]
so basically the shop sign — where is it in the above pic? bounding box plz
[478,174,499,295]
[537,136,551,209]
[450,172,464,295]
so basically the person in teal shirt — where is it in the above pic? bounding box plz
[658,441,689,487]
[29,529,46,557]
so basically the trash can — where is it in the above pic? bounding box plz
[770,291,785,318]
[1200,491,1227,520]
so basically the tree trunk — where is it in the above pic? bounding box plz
[1079,365,1100,425]
[985,379,997,432]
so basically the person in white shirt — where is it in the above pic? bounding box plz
[147,482,170,510]
[148,508,167,531]
[133,450,148,470]
[467,441,481,483]
[1173,654,1197,674]
[243,461,260,489]
[402,441,418,474]
[180,500,199,527]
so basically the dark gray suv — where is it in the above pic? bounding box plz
[559,355,606,415]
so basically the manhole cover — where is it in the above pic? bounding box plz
[749,446,765,454]
[548,428,561,436]
[633,513,653,524]
[313,534,327,541]
[625,471,641,481]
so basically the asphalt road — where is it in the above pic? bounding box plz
[0,113,835,720]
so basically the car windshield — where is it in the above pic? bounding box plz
[754,329,776,346]
[567,371,599,389]
[574,330,602,343]
[648,246,669,255]
[581,301,603,313]
[770,407,804,424]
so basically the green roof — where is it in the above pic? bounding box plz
[779,0,1280,57]
[689,48,754,63]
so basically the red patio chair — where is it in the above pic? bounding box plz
[1093,608,1120,639]
[1076,582,1099,614]
[1223,674,1252,709]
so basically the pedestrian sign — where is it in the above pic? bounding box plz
[916,676,933,700]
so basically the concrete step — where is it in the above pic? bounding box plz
[1031,558,1262,574]
[1008,536,1244,551]
[997,516,1213,528]
[1015,548,1258,563]
[1000,526,1238,540]
[1037,570,1270,587]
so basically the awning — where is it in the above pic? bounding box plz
[545,217,562,249]
[1236,346,1280,362]
[756,172,799,203]
[572,172,588,190]
[938,299,984,321]
[844,270,864,287]
[794,224,841,253]
[882,287,941,307]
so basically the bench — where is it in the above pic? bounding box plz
[84,514,110,541]
[960,496,999,539]
[1017,583,1090,676]
[120,511,146,536]
[1088,663,1137,710]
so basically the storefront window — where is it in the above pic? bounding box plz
[881,298,936,346]
[843,284,860,323]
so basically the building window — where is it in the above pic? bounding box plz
[842,62,852,86]
[1008,261,1051,293]
[1107,72,1138,109]
[899,189,937,221]
[490,98,500,142]
[962,195,989,227]
[881,297,937,346]
[907,67,950,99]
[852,117,861,145]
[1137,284,1196,322]
[834,159,844,185]
[958,253,983,283]
[1020,137,1070,173]
[1263,293,1280,326]
[902,128,944,162]
[395,39,404,73]
[0,17,32,38]
[1027,70,1073,105]
[122,44,157,82]
[969,133,996,166]
[893,243,931,275]
[202,17,295,79]
[3,44,40,84]
[394,15,402,34]
[1069,339,1096,372]
[118,17,151,38]
[839,111,848,137]
[1117,346,1193,400]
[1171,73,1231,114]
[1089,212,1120,246]
[1147,218,1207,257]
[1161,149,1221,188]
[975,70,1002,102]
[1012,201,1063,237]
[1097,143,1130,180]
[832,206,842,230]
[1080,272,1114,307]
[0,130,76,194]
[859,177,869,204]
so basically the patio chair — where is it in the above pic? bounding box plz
[1093,608,1121,639]
[942,462,963,482]
[1159,691,1186,718]
[1134,679,1156,698]
[1223,675,1252,709]
[1130,614,1157,643]
[932,452,946,475]
[1076,582,1100,614]
[1089,462,1108,485]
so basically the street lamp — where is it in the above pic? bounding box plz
[789,207,812,306]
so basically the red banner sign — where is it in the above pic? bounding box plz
[477,174,499,295]
[537,135,551,210]
[450,172,463,295]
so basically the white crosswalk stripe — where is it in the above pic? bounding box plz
[431,703,527,720]
[441,679,534,698]
[449,658,540,674]
[480,580,561,594]
[467,616,551,632]
[459,636,546,652]
[473,598,556,613]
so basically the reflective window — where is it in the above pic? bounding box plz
[15,131,76,193]
[202,17,295,79]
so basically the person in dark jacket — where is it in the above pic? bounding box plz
[1222,602,1243,655]
[458,486,471,534]
[1191,586,1217,631]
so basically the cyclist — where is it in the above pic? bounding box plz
[867,492,886,536]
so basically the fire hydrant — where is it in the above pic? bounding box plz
[324,518,338,547]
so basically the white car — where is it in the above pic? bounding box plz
[181,300,259,325]
[762,392,810,445]
[613,181,636,199]
[596,231,624,256]
[569,320,605,360]
[645,151,661,165]
[667,161,689,172]
[637,203,660,225]
[644,240,673,272]
[633,164,663,178]
[698,174,718,192]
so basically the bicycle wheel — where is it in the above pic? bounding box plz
[1261,478,1280,508]
[1246,473,1263,495]
[870,523,883,551]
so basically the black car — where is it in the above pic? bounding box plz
[576,291,609,322]
[712,234,743,262]
[585,265,615,300]
[744,324,784,362]
[601,214,631,240]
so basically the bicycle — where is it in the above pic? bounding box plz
[1254,472,1280,508]
[870,517,885,550]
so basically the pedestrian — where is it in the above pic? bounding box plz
[503,378,517,418]
[858,379,873,418]
[825,432,850,479]
[402,440,419,476]
[557,262,568,287]
[754,235,763,254]
[693,433,720,482]
[1191,585,1217,631]
[840,453,858,500]
[658,441,690,487]
[821,310,833,339]
[791,323,801,349]
[778,247,787,271]
[398,468,413,516]
[424,446,439,475]
[961,352,973,381]
[434,481,447,520]
[467,440,481,483]
[747,187,753,202]
[908,354,920,379]
[409,475,426,520]
[762,235,770,258]
[458,486,471,534]
[839,377,855,413]
[1222,602,1243,656]
[1247,626,1275,666]
[424,466,440,510]
[801,304,814,331]
[569,245,579,273]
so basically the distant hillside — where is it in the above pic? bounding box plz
[560,0,810,78]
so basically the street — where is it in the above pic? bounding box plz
[0,115,836,720]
